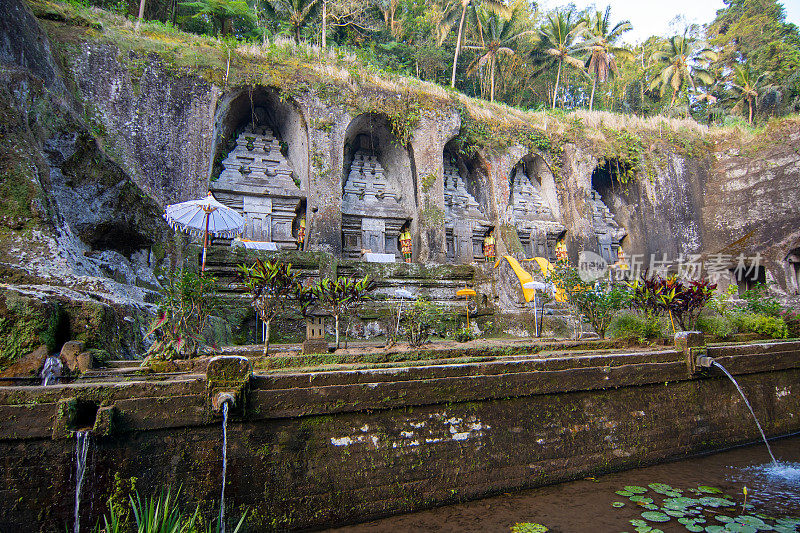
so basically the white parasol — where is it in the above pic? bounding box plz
[164,192,244,272]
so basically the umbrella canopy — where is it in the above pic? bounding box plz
[164,193,245,271]
[164,193,244,240]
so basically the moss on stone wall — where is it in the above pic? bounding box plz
[0,290,60,368]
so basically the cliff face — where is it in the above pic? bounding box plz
[0,0,173,363]
[1,0,799,365]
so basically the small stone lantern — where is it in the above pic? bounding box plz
[302,312,328,355]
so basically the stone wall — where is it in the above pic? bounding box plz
[1,340,798,531]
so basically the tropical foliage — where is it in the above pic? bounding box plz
[239,258,303,355]
[82,0,800,123]
[146,269,220,359]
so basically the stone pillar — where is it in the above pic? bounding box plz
[410,111,460,263]
[302,98,344,255]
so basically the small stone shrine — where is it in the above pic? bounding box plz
[342,150,408,260]
[443,160,492,262]
[588,189,626,264]
[509,165,565,260]
[211,125,304,248]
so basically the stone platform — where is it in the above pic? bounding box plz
[1,339,799,531]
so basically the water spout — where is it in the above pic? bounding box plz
[219,399,230,533]
[710,360,777,464]
[41,355,62,386]
[73,430,91,533]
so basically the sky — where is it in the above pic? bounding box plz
[538,0,800,44]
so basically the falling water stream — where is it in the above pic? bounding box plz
[711,360,777,463]
[73,430,91,533]
[219,401,229,533]
[41,355,62,386]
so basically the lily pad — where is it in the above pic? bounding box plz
[664,497,700,510]
[617,490,635,497]
[705,527,727,533]
[699,497,736,508]
[642,511,671,523]
[643,504,660,511]
[626,486,649,494]
[665,509,687,518]
[716,516,735,523]
[613,502,626,508]
[734,516,769,527]
[697,486,723,494]
[635,527,652,533]
[631,496,655,504]
[686,526,705,532]
[723,524,757,533]
[630,520,649,527]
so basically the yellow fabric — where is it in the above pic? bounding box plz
[494,255,567,303]
[494,255,536,303]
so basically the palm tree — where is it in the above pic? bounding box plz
[729,64,764,125]
[539,10,587,109]
[261,0,321,43]
[648,31,718,108]
[444,0,508,89]
[583,6,632,110]
[465,3,533,102]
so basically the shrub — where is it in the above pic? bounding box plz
[781,309,800,338]
[454,325,475,343]
[731,313,788,339]
[402,298,442,347]
[608,312,666,343]
[146,269,220,359]
[696,314,735,340]
[627,272,716,330]
[547,264,630,338]
[740,283,782,317]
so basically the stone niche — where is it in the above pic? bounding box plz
[342,149,407,259]
[508,155,565,260]
[443,155,491,263]
[341,115,414,261]
[212,123,303,248]
[590,161,628,264]
[210,89,308,249]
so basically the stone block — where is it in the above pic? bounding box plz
[0,345,48,378]
[92,405,116,436]
[77,351,93,373]
[674,331,705,351]
[60,341,86,372]
[302,339,329,355]
[206,356,252,418]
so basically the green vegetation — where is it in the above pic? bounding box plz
[93,486,247,533]
[35,0,800,126]
[146,269,221,359]
[239,258,303,355]
[547,262,630,339]
[402,297,444,347]
[608,481,800,533]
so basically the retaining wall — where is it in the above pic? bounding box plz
[1,340,799,531]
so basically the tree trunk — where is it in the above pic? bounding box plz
[552,59,562,109]
[589,76,597,110]
[262,320,271,356]
[135,0,146,32]
[450,4,468,88]
[335,314,340,349]
[322,0,327,48]
[490,56,495,102]
[748,98,753,125]
[295,25,301,43]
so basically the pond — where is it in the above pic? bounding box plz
[328,435,800,533]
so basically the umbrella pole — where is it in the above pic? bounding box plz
[201,211,210,273]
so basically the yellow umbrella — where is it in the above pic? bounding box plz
[456,287,477,329]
